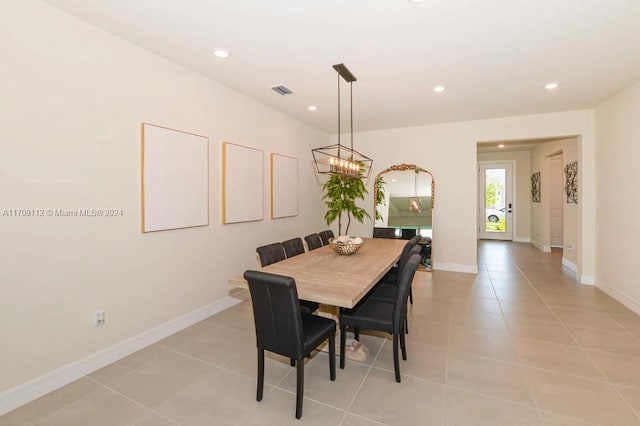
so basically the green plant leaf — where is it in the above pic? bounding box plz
[322,174,370,235]
[374,174,386,222]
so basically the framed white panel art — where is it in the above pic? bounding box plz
[141,123,209,232]
[222,142,264,223]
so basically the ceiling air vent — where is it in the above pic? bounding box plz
[270,85,293,95]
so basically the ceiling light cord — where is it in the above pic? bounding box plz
[337,71,341,159]
[350,80,354,157]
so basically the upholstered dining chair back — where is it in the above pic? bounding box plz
[409,234,422,244]
[304,233,323,251]
[393,254,422,333]
[373,227,396,239]
[282,237,305,258]
[400,228,417,240]
[318,229,334,245]
[398,245,422,277]
[398,236,421,266]
[257,241,319,315]
[244,271,304,359]
[256,242,286,267]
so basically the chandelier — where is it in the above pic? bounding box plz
[312,64,373,178]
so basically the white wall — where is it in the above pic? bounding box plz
[529,138,579,268]
[0,0,327,397]
[595,79,640,311]
[477,150,532,242]
[334,110,595,277]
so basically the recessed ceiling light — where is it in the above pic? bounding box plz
[409,0,425,3]
[391,178,397,183]
[213,49,230,58]
[498,144,505,148]
[433,85,446,93]
[308,105,318,111]
[545,82,559,90]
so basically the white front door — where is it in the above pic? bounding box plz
[478,162,513,241]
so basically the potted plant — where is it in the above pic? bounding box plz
[322,175,370,235]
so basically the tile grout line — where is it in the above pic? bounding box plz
[340,334,387,421]
[440,269,456,426]
[509,251,586,392]
[485,252,545,423]
[509,247,640,422]
[77,376,181,426]
[27,380,104,426]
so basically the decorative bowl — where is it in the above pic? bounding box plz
[328,238,363,256]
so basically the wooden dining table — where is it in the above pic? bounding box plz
[228,237,408,308]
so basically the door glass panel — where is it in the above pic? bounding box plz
[484,168,506,233]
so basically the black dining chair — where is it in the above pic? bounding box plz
[256,243,318,315]
[318,229,334,246]
[377,235,421,305]
[256,242,286,267]
[339,254,421,382]
[244,270,336,419]
[283,237,305,258]
[349,236,420,342]
[369,244,422,334]
[370,244,421,301]
[304,233,323,251]
[373,227,397,239]
[400,228,417,240]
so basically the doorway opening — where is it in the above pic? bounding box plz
[549,152,564,248]
[478,162,514,241]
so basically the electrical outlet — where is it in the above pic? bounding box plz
[93,310,106,326]
[567,245,574,252]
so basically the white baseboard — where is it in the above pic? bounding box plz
[562,257,577,273]
[579,275,595,285]
[532,241,551,252]
[597,280,640,315]
[513,237,531,243]
[434,262,478,274]
[561,258,594,285]
[0,296,242,416]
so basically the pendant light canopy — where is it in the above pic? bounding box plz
[312,64,373,178]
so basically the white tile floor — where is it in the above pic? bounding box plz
[3,241,640,425]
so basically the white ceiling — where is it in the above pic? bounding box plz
[476,137,568,153]
[43,0,640,133]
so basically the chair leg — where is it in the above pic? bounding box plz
[409,285,413,304]
[354,328,360,341]
[290,358,295,366]
[340,324,346,369]
[400,328,407,361]
[329,333,336,381]
[392,333,401,383]
[295,359,304,419]
[257,348,265,401]
[404,315,409,334]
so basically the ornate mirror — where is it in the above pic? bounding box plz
[373,164,434,270]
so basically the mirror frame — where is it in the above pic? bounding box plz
[373,163,435,270]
